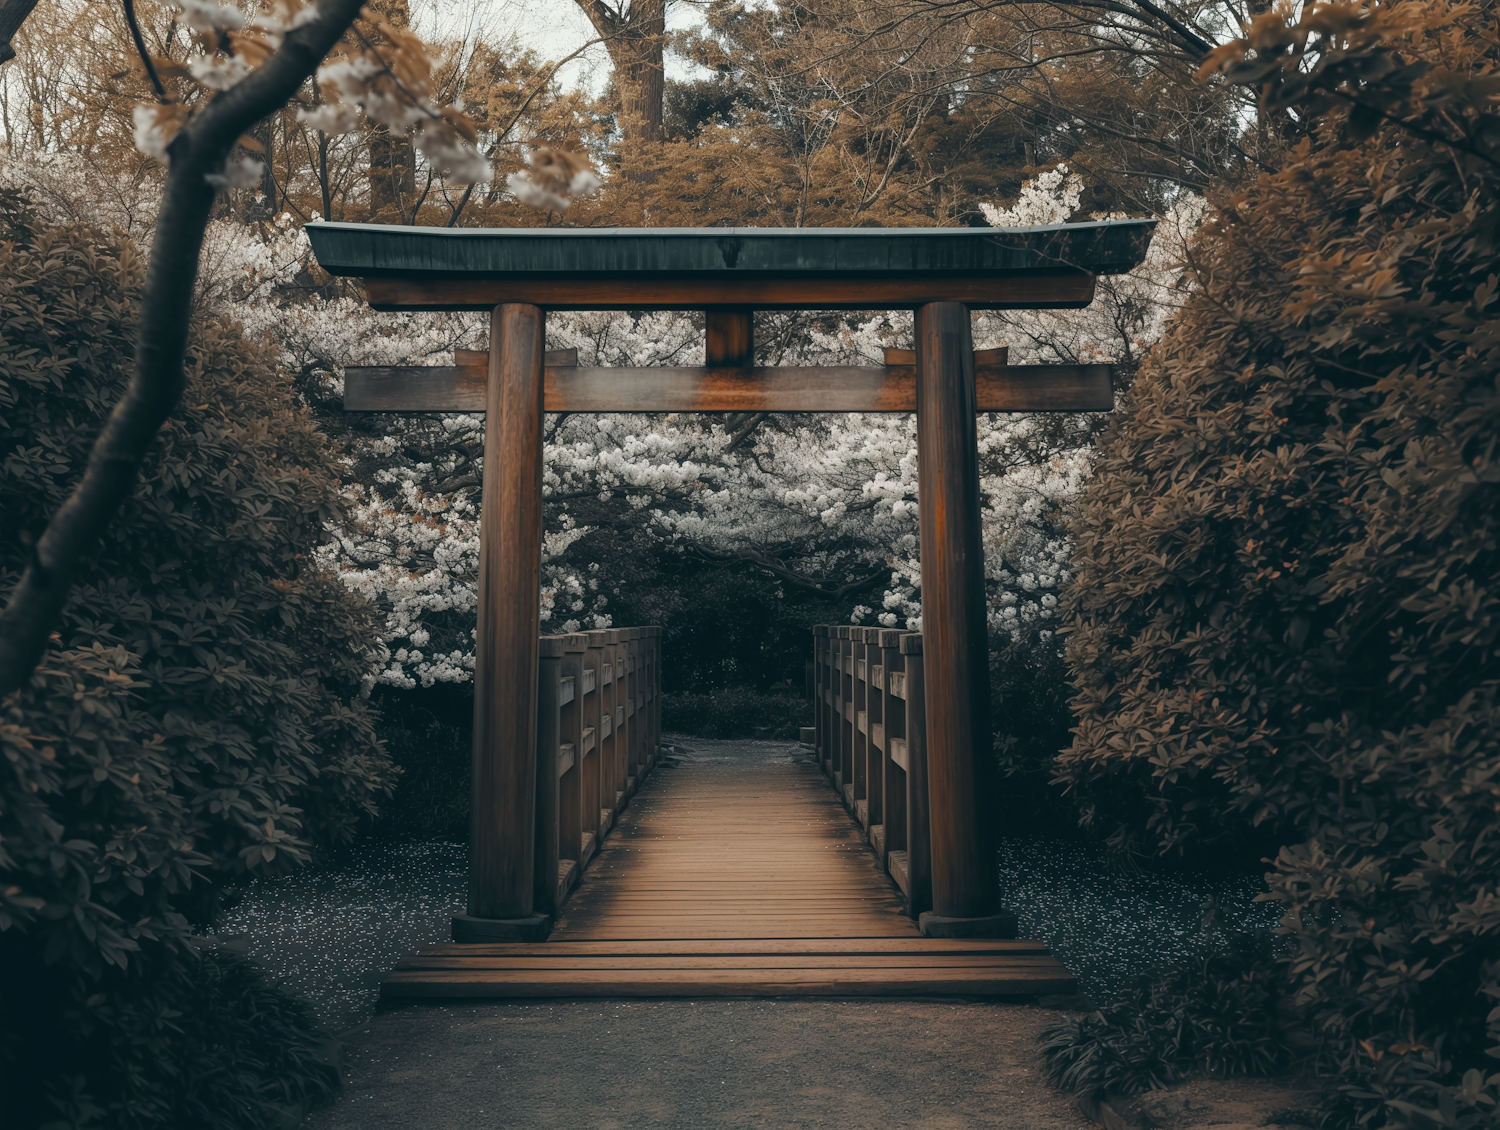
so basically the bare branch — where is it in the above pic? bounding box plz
[122,0,169,102]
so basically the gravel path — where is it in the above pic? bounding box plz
[308,999,1087,1130]
[298,736,1311,1129]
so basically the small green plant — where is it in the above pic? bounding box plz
[1040,932,1292,1099]
[662,685,808,740]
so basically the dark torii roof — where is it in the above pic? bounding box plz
[305,219,1156,311]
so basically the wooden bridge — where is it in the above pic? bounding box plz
[306,220,1154,999]
[382,628,1075,1000]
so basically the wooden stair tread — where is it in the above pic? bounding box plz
[382,967,1075,998]
[396,955,1066,971]
[415,938,1048,956]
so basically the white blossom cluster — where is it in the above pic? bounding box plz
[6,147,1202,680]
[975,166,1208,367]
[129,1,491,190]
[260,168,1200,673]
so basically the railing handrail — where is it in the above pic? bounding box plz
[812,624,931,917]
[535,625,661,916]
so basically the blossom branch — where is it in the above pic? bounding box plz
[0,0,367,700]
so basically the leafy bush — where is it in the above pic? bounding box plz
[662,685,808,740]
[367,684,470,840]
[1040,933,1292,1099]
[1057,2,1500,1123]
[991,634,1084,836]
[0,193,394,1126]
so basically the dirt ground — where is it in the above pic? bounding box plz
[305,1000,1317,1130]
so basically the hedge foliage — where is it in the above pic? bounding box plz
[1059,4,1500,1123]
[0,193,394,1127]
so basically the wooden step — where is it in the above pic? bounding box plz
[382,966,1075,999]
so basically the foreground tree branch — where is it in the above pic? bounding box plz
[0,0,38,65]
[0,0,366,699]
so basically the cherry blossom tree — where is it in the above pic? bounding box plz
[0,0,491,698]
[2,86,1196,692]
[239,167,1205,687]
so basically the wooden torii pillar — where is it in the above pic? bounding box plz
[308,220,1156,941]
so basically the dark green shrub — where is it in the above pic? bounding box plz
[1057,4,1500,1122]
[367,684,470,840]
[0,193,393,1126]
[991,634,1082,836]
[1040,934,1292,1099]
[662,685,808,740]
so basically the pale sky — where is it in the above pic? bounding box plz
[410,0,708,95]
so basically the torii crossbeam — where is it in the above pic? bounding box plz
[307,219,1155,942]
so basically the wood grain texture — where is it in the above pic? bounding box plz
[457,346,577,368]
[468,304,545,920]
[915,303,1001,920]
[706,310,754,366]
[900,643,934,917]
[361,271,1098,311]
[386,743,1074,999]
[342,362,1112,414]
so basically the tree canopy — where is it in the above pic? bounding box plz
[1061,2,1500,1121]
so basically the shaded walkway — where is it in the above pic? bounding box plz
[384,741,1071,999]
[308,743,1314,1130]
[310,999,1086,1130]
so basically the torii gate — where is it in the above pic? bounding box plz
[306,220,1155,942]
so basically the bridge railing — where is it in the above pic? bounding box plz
[812,625,932,916]
[535,626,661,916]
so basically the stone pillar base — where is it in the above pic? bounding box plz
[919,910,1017,939]
[451,912,551,943]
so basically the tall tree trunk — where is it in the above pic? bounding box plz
[576,1,666,178]
[369,127,417,220]
[367,0,416,220]
[245,116,279,220]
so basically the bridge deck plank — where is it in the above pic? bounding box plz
[381,744,1075,999]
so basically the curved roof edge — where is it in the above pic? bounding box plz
[305,219,1156,279]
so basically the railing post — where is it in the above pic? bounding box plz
[834,626,851,795]
[851,628,868,818]
[456,301,548,943]
[914,301,1011,936]
[878,628,905,879]
[640,628,654,767]
[534,637,565,917]
[605,628,625,815]
[901,632,933,918]
[560,633,587,872]
[645,625,660,762]
[813,626,829,771]
[585,629,611,842]
[863,627,886,854]
[625,628,641,792]
[829,627,840,786]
